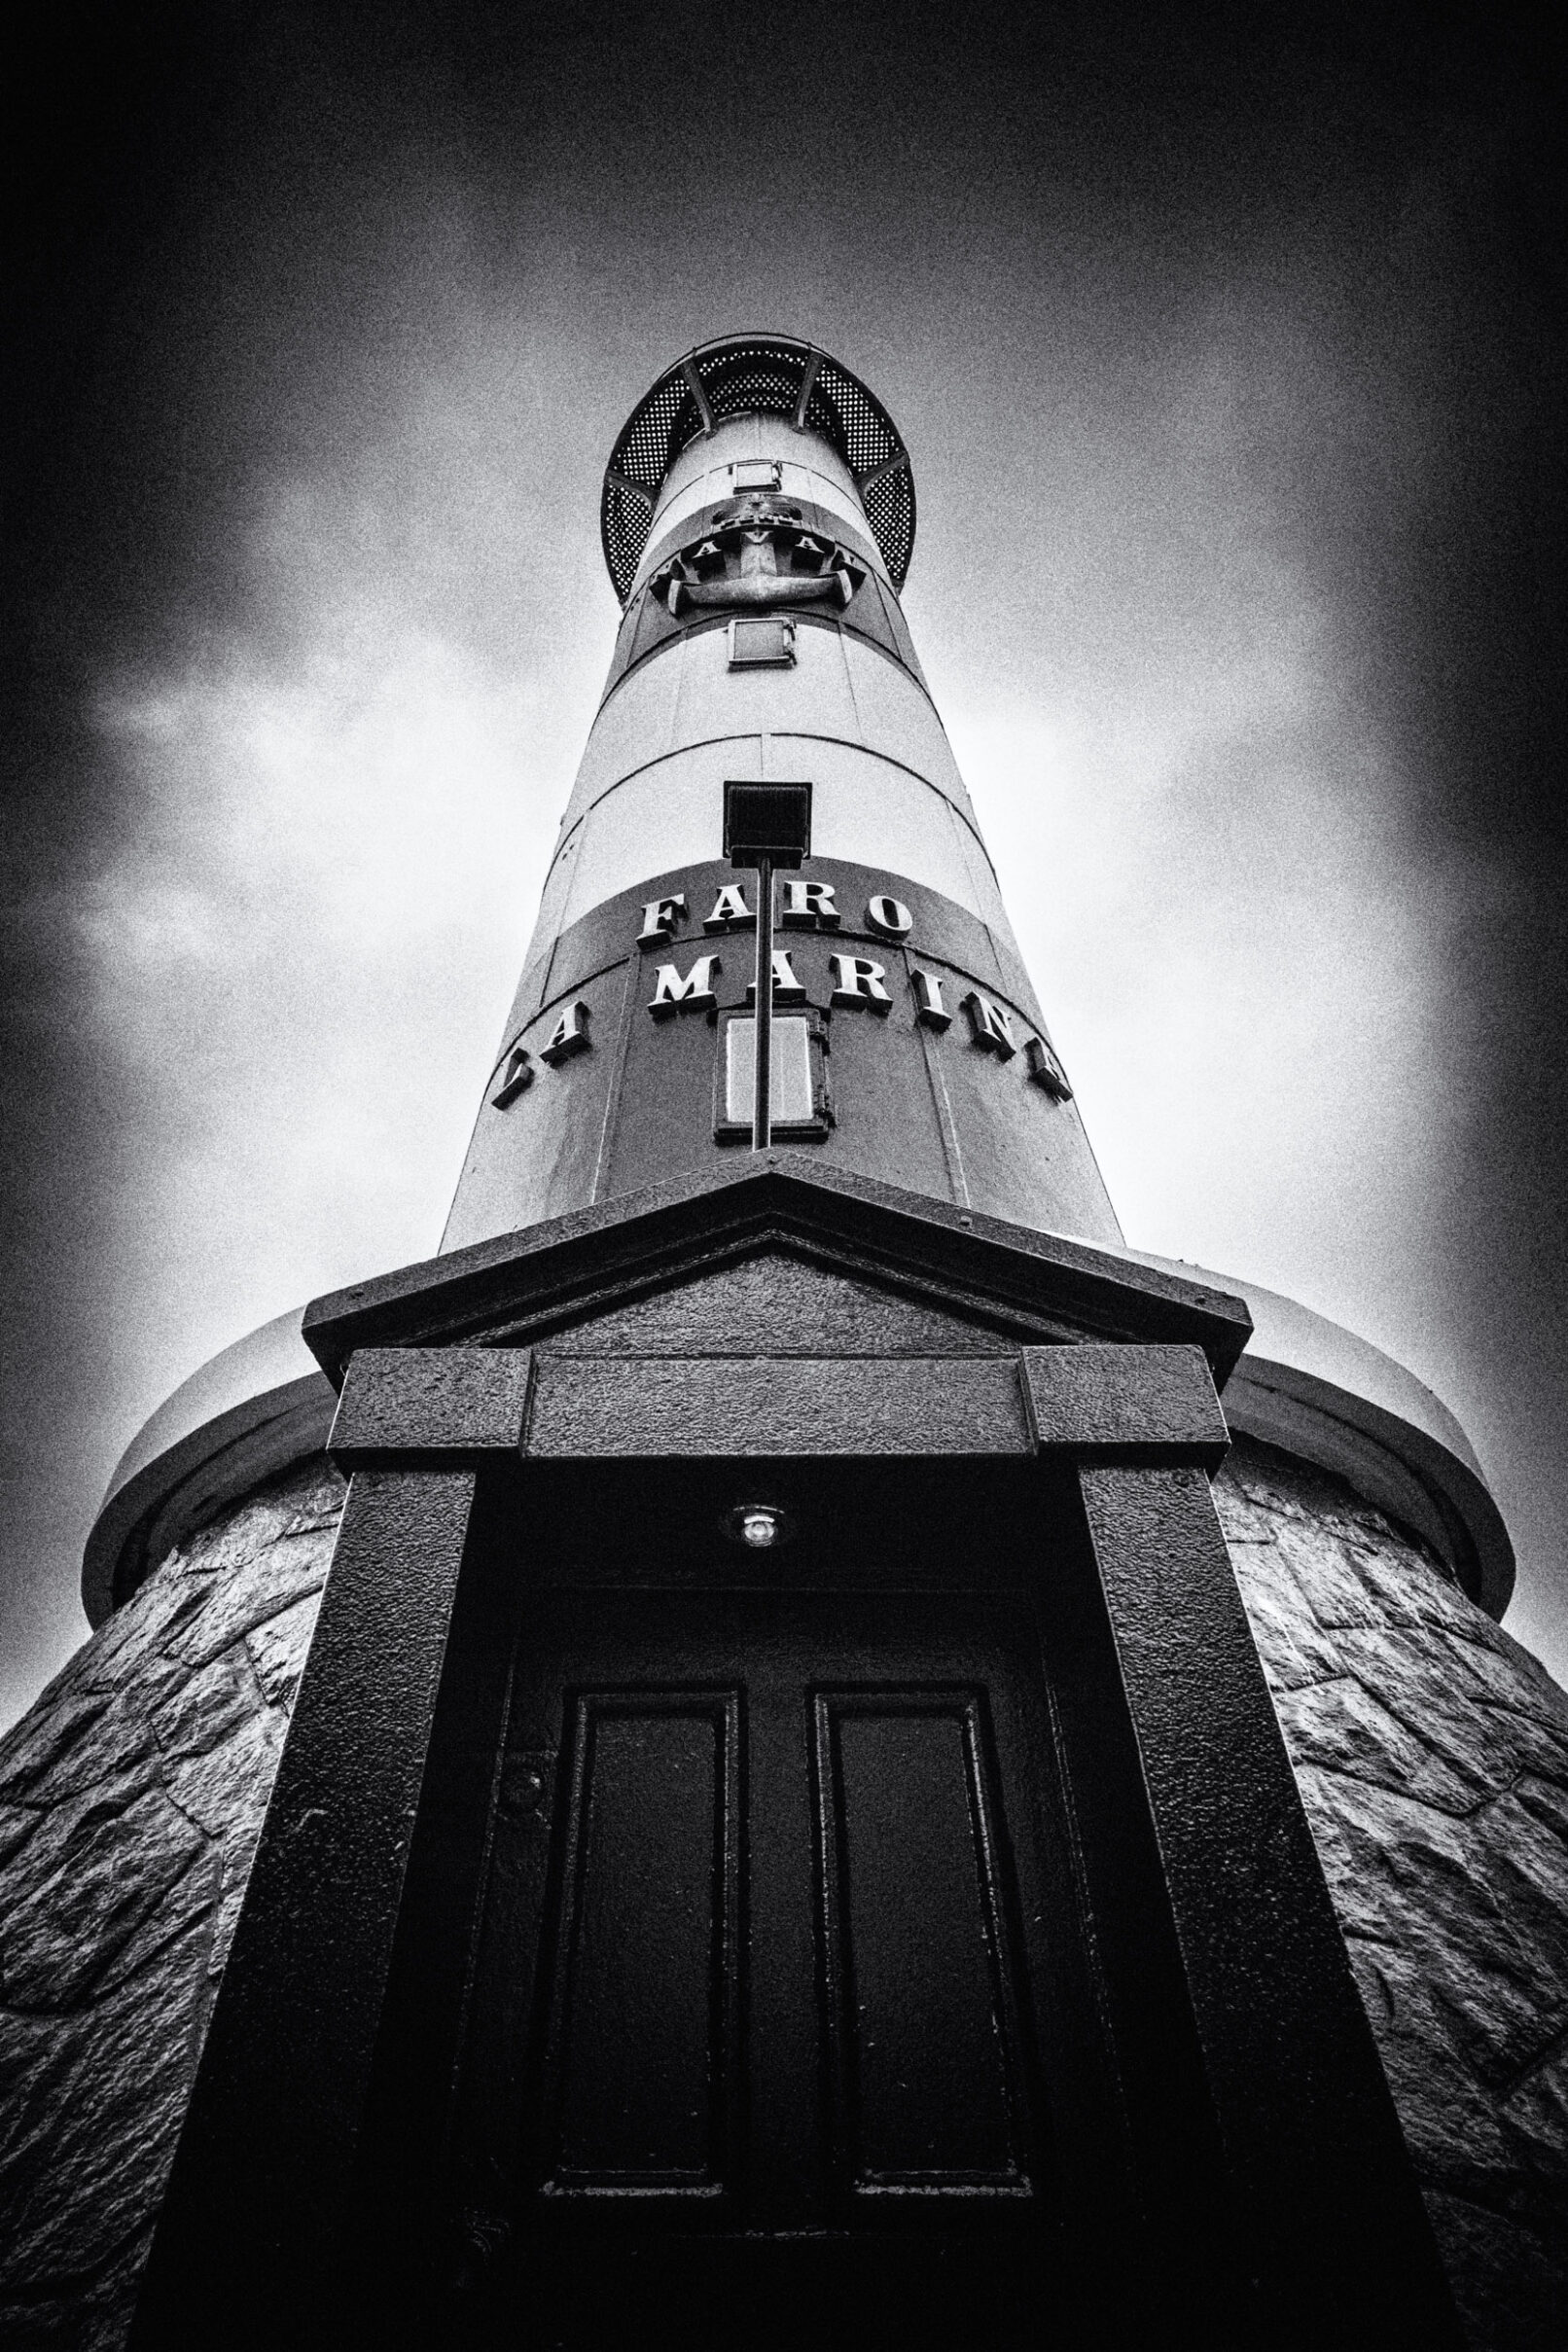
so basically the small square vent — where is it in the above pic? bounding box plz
[728,619,797,670]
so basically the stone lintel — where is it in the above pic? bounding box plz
[328,1348,534,1465]
[326,1342,1229,1465]
[1022,1342,1229,1469]
[525,1353,1028,1456]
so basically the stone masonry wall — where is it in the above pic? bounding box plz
[2,1438,1566,2348]
[1215,1436,1568,2352]
[0,1458,341,2350]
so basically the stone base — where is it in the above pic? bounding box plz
[3,1440,1565,2347]
[0,1460,341,2350]
[1215,1438,1568,2352]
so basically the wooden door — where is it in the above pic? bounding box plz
[432,1584,1119,2350]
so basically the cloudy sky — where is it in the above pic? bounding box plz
[4,1,1566,1728]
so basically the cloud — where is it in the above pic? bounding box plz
[6,2,1567,1728]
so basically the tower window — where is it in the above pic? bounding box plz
[714,1010,832,1141]
[728,618,796,669]
[731,459,782,491]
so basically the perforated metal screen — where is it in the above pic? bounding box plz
[601,336,915,604]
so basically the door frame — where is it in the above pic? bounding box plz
[128,1340,1463,2352]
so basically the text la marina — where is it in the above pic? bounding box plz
[491,875,1074,1106]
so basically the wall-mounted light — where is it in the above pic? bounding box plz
[722,1501,794,1550]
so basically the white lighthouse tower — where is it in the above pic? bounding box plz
[443,335,1116,1252]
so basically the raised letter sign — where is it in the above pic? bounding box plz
[648,954,722,1019]
[638,894,686,945]
[490,1045,533,1107]
[539,1002,591,1064]
[910,971,950,1030]
[866,894,912,939]
[961,991,1016,1057]
[781,879,840,929]
[1024,1037,1074,1100]
[703,884,754,933]
[830,954,892,1013]
[745,949,808,1006]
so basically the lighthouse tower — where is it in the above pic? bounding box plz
[5,338,1567,2352]
[441,335,1118,1252]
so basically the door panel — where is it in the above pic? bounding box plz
[814,1691,1032,2197]
[540,1693,739,2197]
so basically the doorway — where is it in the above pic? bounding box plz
[425,1574,1116,2349]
